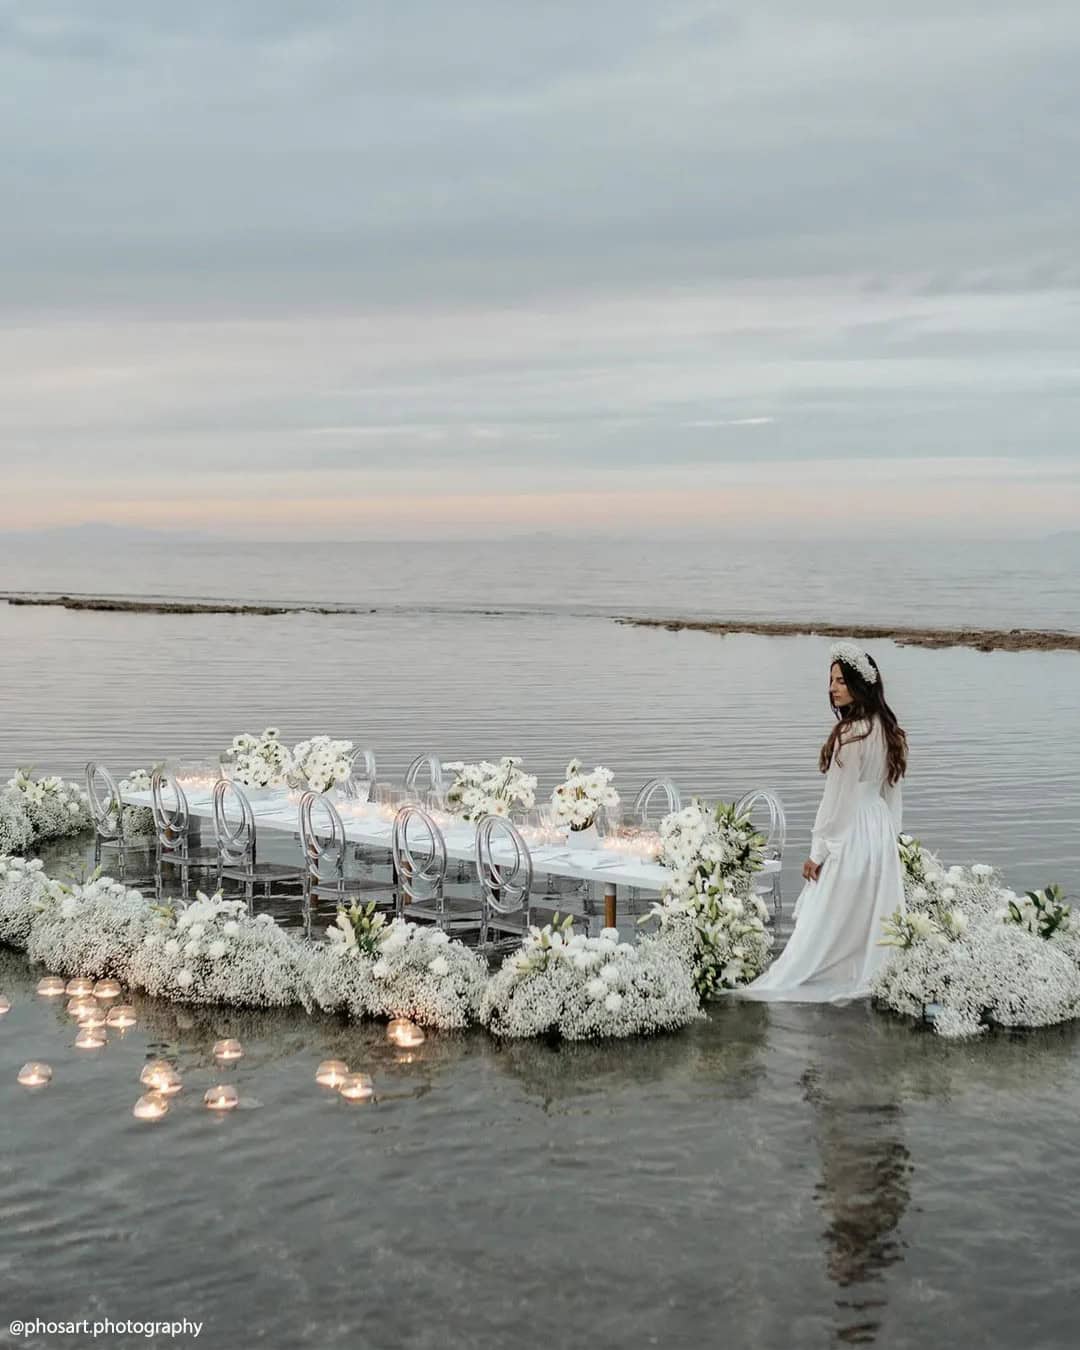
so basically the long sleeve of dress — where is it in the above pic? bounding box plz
[883,777,903,836]
[810,732,865,865]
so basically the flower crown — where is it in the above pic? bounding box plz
[829,641,878,685]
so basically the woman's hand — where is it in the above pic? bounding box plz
[802,859,822,883]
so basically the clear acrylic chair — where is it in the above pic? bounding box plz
[213,780,305,917]
[299,791,393,938]
[342,747,378,803]
[476,815,535,951]
[85,761,154,884]
[633,777,682,824]
[735,788,786,913]
[404,753,445,804]
[392,804,482,938]
[151,769,218,902]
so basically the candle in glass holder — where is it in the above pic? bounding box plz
[338,1072,374,1103]
[106,1004,137,1029]
[212,1039,244,1063]
[79,1006,108,1029]
[315,1059,349,1088]
[387,1018,425,1048]
[0,995,10,1016]
[132,1092,169,1121]
[140,1060,182,1095]
[93,979,122,1001]
[17,1062,52,1087]
[36,976,66,998]
[204,1084,239,1112]
[67,996,97,1021]
[74,1026,107,1050]
[65,977,95,997]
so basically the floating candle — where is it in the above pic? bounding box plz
[65,977,95,997]
[204,1085,239,1112]
[36,977,66,998]
[74,1027,107,1050]
[0,995,10,1016]
[140,1060,182,1095]
[132,1092,169,1121]
[67,997,97,1021]
[387,1019,425,1048]
[106,1004,137,1029]
[17,1062,52,1087]
[212,1039,243,1063]
[93,979,122,1001]
[79,1006,108,1030]
[338,1073,374,1103]
[315,1059,349,1088]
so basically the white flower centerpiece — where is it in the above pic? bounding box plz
[222,728,294,790]
[6,768,92,842]
[0,856,51,948]
[290,735,354,794]
[644,800,773,998]
[128,890,312,1007]
[480,914,701,1040]
[550,758,619,848]
[307,901,487,1029]
[25,872,161,982]
[443,757,537,822]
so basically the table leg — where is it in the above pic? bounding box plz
[603,882,617,930]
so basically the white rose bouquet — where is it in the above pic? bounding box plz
[291,735,354,794]
[222,728,294,789]
[308,904,487,1029]
[443,757,537,822]
[128,890,312,1007]
[549,758,619,831]
[480,915,701,1040]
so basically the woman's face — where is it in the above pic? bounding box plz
[829,662,854,708]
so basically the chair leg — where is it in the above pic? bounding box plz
[245,874,254,917]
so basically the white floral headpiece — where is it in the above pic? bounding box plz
[829,641,878,685]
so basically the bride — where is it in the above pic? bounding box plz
[740,642,908,1003]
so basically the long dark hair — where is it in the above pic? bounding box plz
[819,653,907,786]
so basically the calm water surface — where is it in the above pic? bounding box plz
[1,539,1079,1349]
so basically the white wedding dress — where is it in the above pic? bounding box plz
[740,718,905,1003]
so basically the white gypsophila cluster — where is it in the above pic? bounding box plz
[0,796,33,857]
[25,874,159,980]
[128,890,313,1008]
[308,911,488,1029]
[549,758,620,830]
[6,769,93,841]
[443,756,537,822]
[829,641,878,685]
[646,799,771,998]
[0,855,51,948]
[291,734,353,793]
[117,768,156,838]
[223,727,295,788]
[479,916,702,1040]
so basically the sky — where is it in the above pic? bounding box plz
[2,0,1079,540]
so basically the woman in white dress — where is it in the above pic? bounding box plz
[740,642,908,1003]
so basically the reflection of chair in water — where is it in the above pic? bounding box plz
[801,1062,912,1343]
[735,788,786,914]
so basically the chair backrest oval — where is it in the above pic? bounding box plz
[633,777,682,824]
[85,761,122,840]
[475,815,533,914]
[343,746,377,801]
[404,753,445,803]
[392,804,447,902]
[151,769,189,849]
[299,791,347,880]
[213,779,255,868]
[735,788,787,858]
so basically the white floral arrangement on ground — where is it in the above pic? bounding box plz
[0,794,34,857]
[645,800,772,997]
[307,902,487,1029]
[875,844,1080,1037]
[549,758,619,831]
[116,767,156,837]
[6,768,92,840]
[443,756,537,821]
[480,914,701,1040]
[0,856,52,948]
[291,735,353,794]
[128,890,313,1008]
[25,872,160,981]
[222,728,295,788]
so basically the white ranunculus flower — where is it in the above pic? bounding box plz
[176,969,194,989]
[429,955,450,978]
[164,939,180,957]
[223,921,240,936]
[208,940,226,959]
[603,990,624,1013]
[599,963,621,985]
[372,959,390,979]
[585,977,607,1001]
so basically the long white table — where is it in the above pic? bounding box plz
[124,787,780,931]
